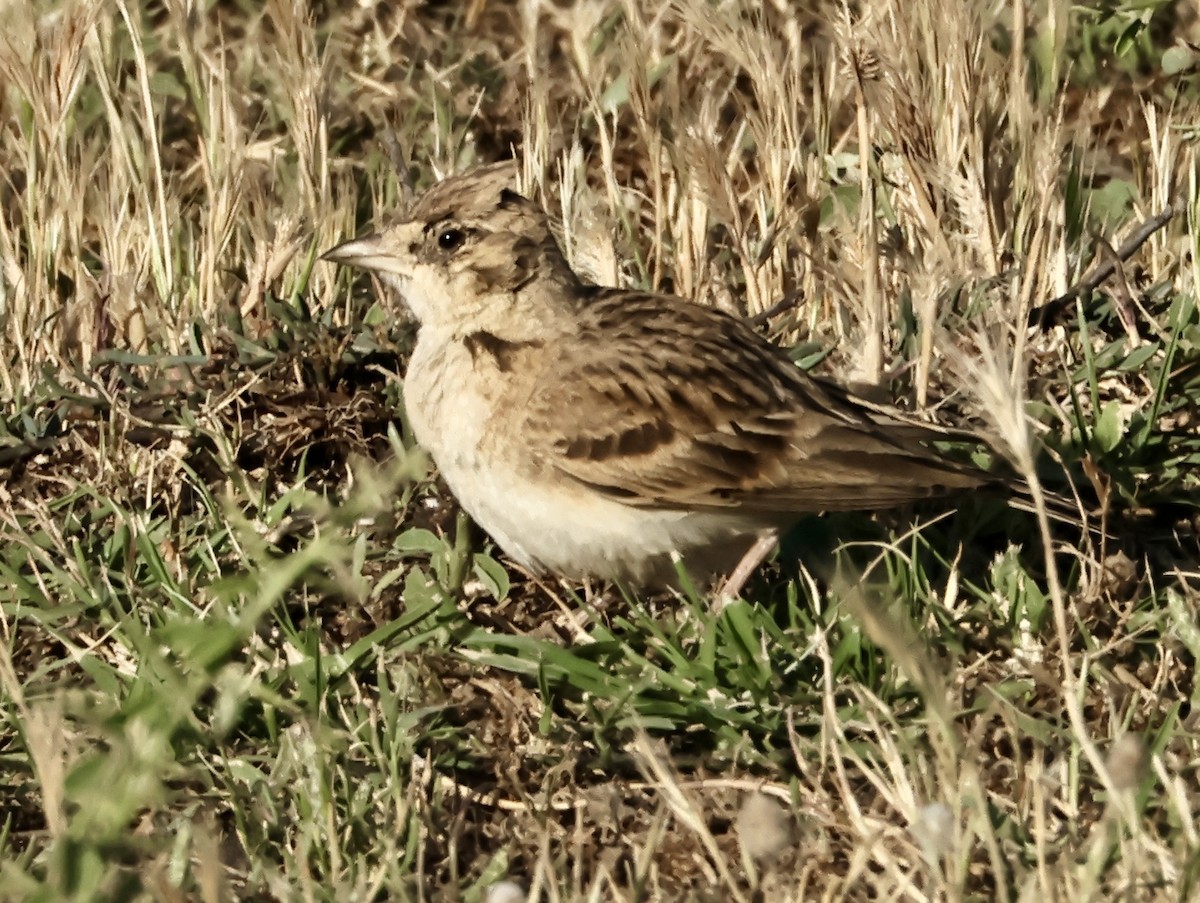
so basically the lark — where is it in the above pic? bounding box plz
[322,162,991,597]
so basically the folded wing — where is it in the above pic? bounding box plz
[521,288,987,513]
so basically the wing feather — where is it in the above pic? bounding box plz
[522,289,986,513]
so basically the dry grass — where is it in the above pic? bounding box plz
[1,0,1199,900]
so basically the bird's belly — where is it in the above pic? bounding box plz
[455,478,763,586]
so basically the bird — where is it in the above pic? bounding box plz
[322,161,999,598]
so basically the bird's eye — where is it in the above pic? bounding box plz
[437,228,466,252]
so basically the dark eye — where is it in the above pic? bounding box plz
[437,228,466,252]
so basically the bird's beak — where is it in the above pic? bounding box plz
[320,233,401,274]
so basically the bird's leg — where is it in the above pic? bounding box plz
[715,530,778,608]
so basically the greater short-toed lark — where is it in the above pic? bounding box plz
[323,162,991,594]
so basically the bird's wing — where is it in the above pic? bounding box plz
[521,289,987,513]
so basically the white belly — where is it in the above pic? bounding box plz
[448,466,760,585]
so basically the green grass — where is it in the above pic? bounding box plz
[1,0,1199,900]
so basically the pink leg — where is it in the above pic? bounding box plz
[715,531,778,608]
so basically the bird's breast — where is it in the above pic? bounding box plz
[404,334,495,469]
